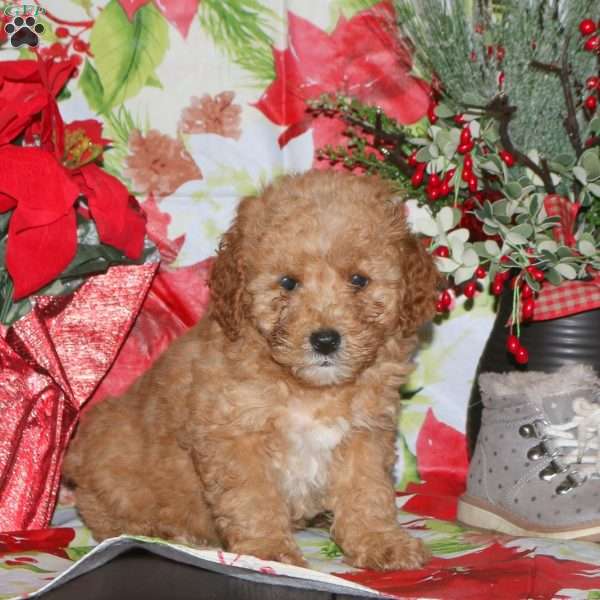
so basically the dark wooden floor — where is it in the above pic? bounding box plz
[41,549,381,599]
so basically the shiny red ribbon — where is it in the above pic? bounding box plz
[0,263,157,531]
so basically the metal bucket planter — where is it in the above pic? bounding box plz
[466,289,600,457]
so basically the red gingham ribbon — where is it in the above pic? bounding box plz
[532,196,599,321]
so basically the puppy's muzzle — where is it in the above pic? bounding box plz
[310,329,341,356]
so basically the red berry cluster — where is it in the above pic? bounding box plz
[408,149,455,201]
[436,289,453,313]
[580,18,600,112]
[491,264,545,365]
[506,335,528,365]
[457,125,475,154]
[460,153,478,192]
[434,259,487,313]
[585,75,599,113]
[40,25,91,70]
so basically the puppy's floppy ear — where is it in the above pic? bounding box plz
[210,196,258,340]
[397,232,440,335]
[385,199,440,335]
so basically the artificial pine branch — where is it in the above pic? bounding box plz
[395,0,600,160]
[530,36,583,157]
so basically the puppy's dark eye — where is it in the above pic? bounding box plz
[350,274,369,288]
[280,275,298,291]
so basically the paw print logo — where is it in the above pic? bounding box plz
[4,15,44,48]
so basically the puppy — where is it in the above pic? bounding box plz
[64,170,439,570]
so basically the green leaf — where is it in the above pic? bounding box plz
[79,59,104,113]
[0,211,11,238]
[145,73,163,89]
[434,103,454,118]
[447,228,469,244]
[581,149,600,181]
[556,246,574,259]
[66,546,95,562]
[554,263,577,280]
[320,540,343,559]
[199,0,278,85]
[511,224,533,239]
[505,230,527,245]
[555,153,575,167]
[573,166,588,186]
[90,0,169,112]
[415,215,438,237]
[462,247,479,267]
[449,238,464,261]
[578,239,596,257]
[435,257,459,273]
[442,140,458,160]
[416,147,432,162]
[505,181,522,200]
[454,265,476,284]
[480,160,501,175]
[484,240,501,256]
[545,268,563,286]
[434,130,451,148]
[589,183,600,197]
[436,206,460,231]
[538,239,558,253]
[492,200,508,219]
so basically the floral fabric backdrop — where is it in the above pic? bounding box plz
[3,0,600,598]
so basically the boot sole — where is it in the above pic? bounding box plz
[458,495,600,541]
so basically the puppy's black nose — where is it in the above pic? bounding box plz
[310,329,341,355]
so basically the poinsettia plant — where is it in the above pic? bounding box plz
[0,55,150,325]
[313,0,600,364]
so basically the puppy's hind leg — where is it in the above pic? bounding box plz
[73,487,140,541]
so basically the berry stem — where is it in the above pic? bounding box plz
[464,96,556,194]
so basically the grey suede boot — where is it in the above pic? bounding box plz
[457,364,600,539]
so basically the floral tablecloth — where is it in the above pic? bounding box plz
[2,0,600,598]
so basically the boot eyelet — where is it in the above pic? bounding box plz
[539,460,564,481]
[556,473,586,495]
[519,424,536,438]
[556,479,573,495]
[527,443,547,461]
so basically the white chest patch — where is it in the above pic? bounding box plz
[278,407,350,504]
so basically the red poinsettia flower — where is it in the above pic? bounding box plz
[71,163,146,261]
[0,146,146,300]
[0,56,76,149]
[338,543,600,599]
[0,528,75,560]
[118,0,200,38]
[400,409,468,520]
[0,56,147,300]
[255,0,430,148]
[0,146,80,299]
[63,119,111,169]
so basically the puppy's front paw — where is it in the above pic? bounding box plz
[344,529,430,571]
[230,537,307,567]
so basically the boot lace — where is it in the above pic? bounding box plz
[544,397,600,479]
[528,398,600,494]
